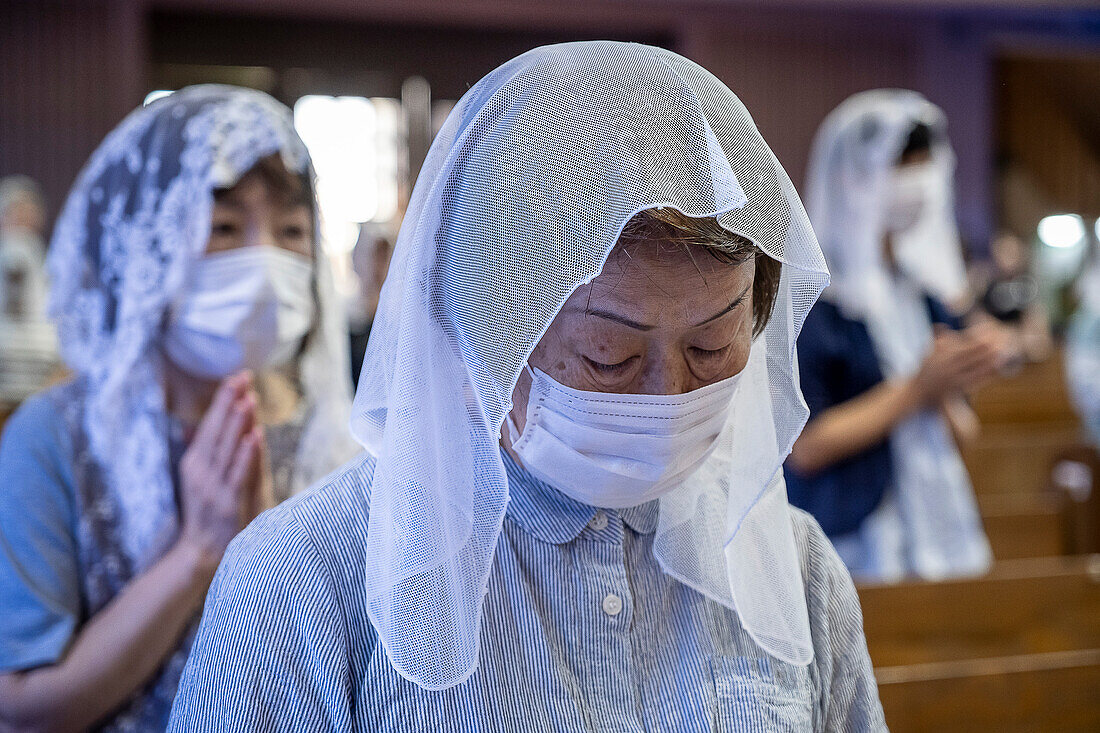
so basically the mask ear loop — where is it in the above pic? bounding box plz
[505,363,538,445]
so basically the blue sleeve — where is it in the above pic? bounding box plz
[0,392,82,672]
[168,504,352,731]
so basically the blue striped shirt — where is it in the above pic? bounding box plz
[169,450,886,731]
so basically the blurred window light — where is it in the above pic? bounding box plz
[143,90,175,106]
[294,95,402,301]
[1037,214,1086,249]
[1094,217,1100,243]
[294,95,401,255]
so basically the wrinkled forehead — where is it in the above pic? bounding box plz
[560,241,755,328]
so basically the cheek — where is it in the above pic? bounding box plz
[526,323,627,391]
[527,332,585,387]
[702,311,753,382]
[730,310,754,368]
[727,331,752,376]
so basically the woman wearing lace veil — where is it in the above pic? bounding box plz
[0,86,358,730]
[171,43,886,731]
[786,90,998,582]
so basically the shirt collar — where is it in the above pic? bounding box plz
[500,449,659,542]
[620,500,659,535]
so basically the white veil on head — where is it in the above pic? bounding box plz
[353,41,830,689]
[48,85,357,573]
[804,89,967,314]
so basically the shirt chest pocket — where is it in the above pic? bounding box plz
[709,656,815,733]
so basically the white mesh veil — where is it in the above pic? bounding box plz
[48,85,358,571]
[804,89,967,313]
[352,41,830,689]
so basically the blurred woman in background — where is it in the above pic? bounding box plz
[787,90,1002,582]
[0,86,358,731]
[347,225,393,387]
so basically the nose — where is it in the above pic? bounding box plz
[245,218,278,250]
[634,350,695,395]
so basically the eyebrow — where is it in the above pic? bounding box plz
[212,193,245,210]
[580,283,752,331]
[212,195,310,213]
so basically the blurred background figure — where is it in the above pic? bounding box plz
[860,97,973,317]
[0,175,49,323]
[0,86,358,731]
[972,230,1055,363]
[787,90,1002,583]
[0,175,59,408]
[1066,242,1100,448]
[347,224,393,386]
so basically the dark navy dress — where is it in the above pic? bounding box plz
[785,297,961,538]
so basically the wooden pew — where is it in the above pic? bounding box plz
[861,358,1097,728]
[968,351,1079,427]
[961,351,1086,496]
[979,492,1067,560]
[858,555,1100,667]
[963,424,1086,496]
[876,648,1100,732]
[863,555,1100,731]
[1050,447,1100,555]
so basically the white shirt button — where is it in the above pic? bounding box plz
[602,593,623,617]
[588,511,608,531]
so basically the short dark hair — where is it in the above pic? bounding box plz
[214,154,312,209]
[617,207,782,336]
[899,122,933,164]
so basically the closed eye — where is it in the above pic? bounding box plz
[212,222,240,236]
[584,355,637,374]
[689,345,730,359]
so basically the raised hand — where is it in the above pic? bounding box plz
[177,370,266,574]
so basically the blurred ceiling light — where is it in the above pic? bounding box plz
[143,90,174,106]
[1037,214,1086,249]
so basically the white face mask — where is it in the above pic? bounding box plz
[506,366,742,508]
[885,163,935,233]
[164,245,315,379]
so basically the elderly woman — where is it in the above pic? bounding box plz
[170,43,886,731]
[0,86,358,731]
[786,90,999,582]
